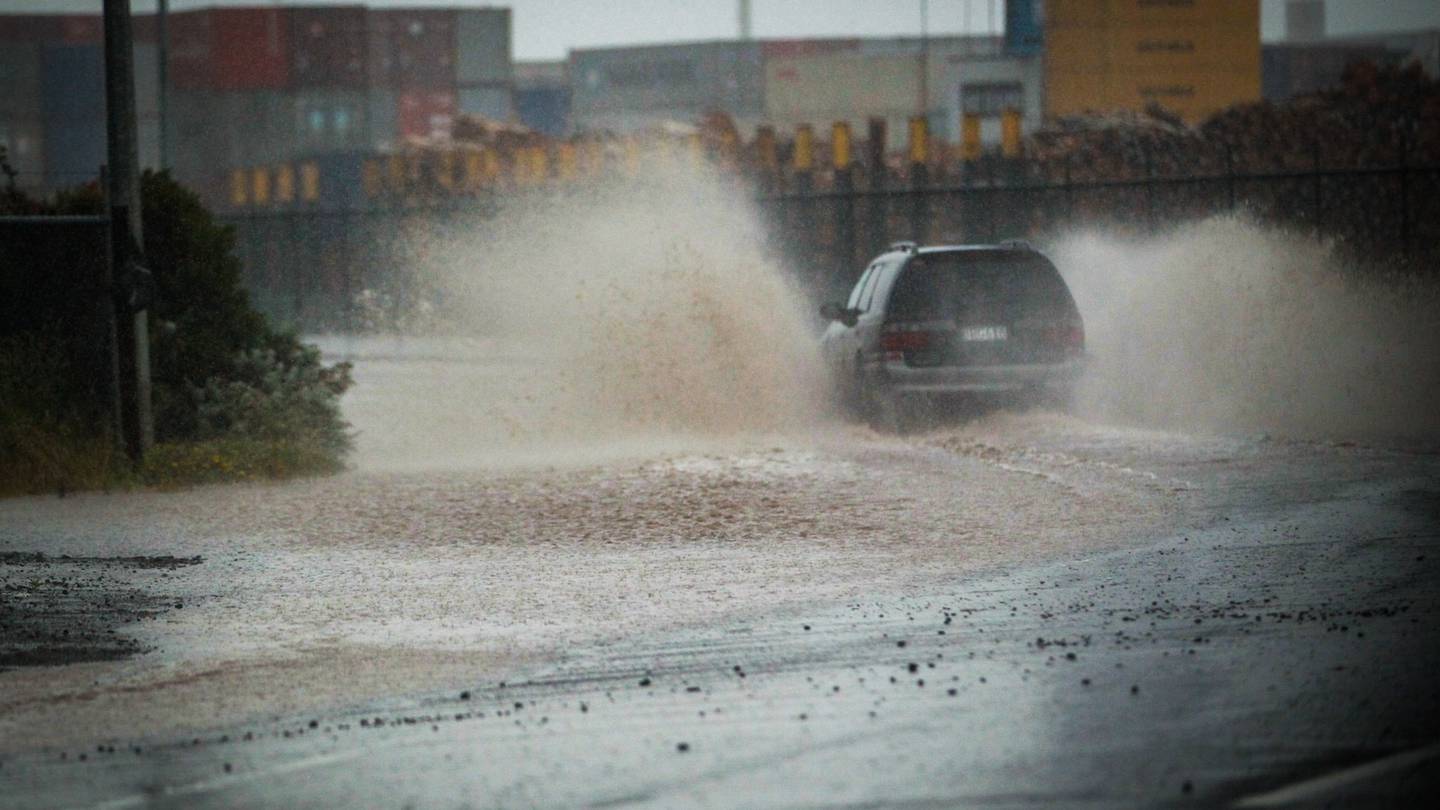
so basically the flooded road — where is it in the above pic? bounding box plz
[2,338,1438,807]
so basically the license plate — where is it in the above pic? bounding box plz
[961,325,1008,342]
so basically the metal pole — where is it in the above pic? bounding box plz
[918,0,929,120]
[1398,136,1410,252]
[1225,144,1236,212]
[103,0,153,460]
[97,165,123,450]
[156,0,169,170]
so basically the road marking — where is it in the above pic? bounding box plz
[1232,742,1440,808]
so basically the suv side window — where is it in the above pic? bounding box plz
[846,265,877,310]
[861,260,891,312]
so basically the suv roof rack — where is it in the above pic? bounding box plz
[887,240,918,253]
[997,239,1035,251]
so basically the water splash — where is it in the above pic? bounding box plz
[1053,216,1440,441]
[336,163,826,470]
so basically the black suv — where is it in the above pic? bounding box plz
[820,241,1085,429]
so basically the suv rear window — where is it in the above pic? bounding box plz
[886,251,1074,322]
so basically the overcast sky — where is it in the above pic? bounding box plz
[3,1,1438,62]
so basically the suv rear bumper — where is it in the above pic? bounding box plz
[876,358,1084,394]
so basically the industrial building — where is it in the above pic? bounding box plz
[568,34,1042,150]
[0,5,512,199]
[3,0,1437,206]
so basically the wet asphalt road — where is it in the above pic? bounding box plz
[3,427,1438,808]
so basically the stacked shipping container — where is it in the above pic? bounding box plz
[0,5,513,202]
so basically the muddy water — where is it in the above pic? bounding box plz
[4,198,1435,754]
[0,340,1205,752]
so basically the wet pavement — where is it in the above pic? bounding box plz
[1,341,1438,808]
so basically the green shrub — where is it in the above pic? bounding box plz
[191,344,353,453]
[1,161,354,494]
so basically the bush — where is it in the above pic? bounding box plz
[192,344,353,453]
[0,162,353,493]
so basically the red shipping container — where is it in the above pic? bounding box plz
[0,15,60,42]
[168,9,290,91]
[398,90,456,140]
[211,8,290,90]
[761,39,861,59]
[291,6,369,88]
[58,15,102,45]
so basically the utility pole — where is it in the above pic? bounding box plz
[738,0,752,40]
[918,0,930,122]
[156,0,169,169]
[103,0,154,461]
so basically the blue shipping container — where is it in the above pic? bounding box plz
[41,44,105,183]
[1004,0,1043,56]
[515,86,570,137]
[41,44,104,123]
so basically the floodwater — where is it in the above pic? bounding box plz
[2,334,1420,753]
[0,363,1187,752]
[3,171,1437,760]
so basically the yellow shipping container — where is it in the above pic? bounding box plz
[1045,0,1260,123]
[1046,0,1258,28]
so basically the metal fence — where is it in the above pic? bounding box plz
[221,161,1440,330]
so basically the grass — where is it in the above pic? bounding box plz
[1,337,350,498]
[0,424,346,498]
[139,437,346,488]
[0,421,129,497]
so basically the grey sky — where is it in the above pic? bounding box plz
[3,1,1438,62]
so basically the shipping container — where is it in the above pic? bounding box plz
[0,15,59,42]
[458,86,512,122]
[570,42,762,128]
[761,39,859,59]
[373,8,456,88]
[366,88,399,146]
[456,8,511,85]
[133,42,159,119]
[212,8,291,90]
[294,90,371,151]
[57,15,102,45]
[291,6,369,88]
[42,118,105,186]
[1044,0,1260,121]
[167,8,214,90]
[169,90,298,187]
[763,52,917,128]
[41,44,104,125]
[515,86,570,136]
[0,42,42,120]
[309,151,369,209]
[397,89,456,140]
[168,8,291,91]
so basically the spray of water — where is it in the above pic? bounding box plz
[343,162,827,470]
[1053,216,1440,441]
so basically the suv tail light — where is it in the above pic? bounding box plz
[880,328,935,352]
[1036,322,1085,351]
